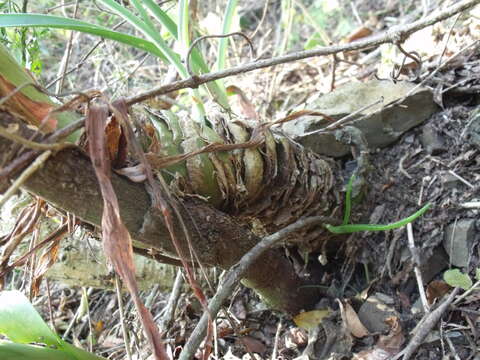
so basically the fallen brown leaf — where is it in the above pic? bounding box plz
[426,280,452,305]
[338,299,370,338]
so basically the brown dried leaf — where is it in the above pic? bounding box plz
[377,317,404,352]
[237,336,266,355]
[0,75,56,131]
[0,200,43,278]
[31,230,65,296]
[353,316,404,360]
[426,280,452,305]
[86,105,168,360]
[104,117,122,166]
[338,299,370,338]
[346,26,373,43]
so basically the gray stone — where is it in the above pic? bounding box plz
[282,80,438,157]
[443,219,476,267]
[441,171,462,189]
[421,124,446,154]
[465,108,480,148]
[357,295,400,333]
[419,247,448,284]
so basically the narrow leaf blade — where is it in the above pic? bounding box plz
[0,14,164,58]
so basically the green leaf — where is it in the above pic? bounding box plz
[475,268,480,281]
[178,0,190,56]
[216,0,238,72]
[141,0,178,37]
[0,290,61,346]
[0,341,73,360]
[0,14,164,59]
[0,291,106,360]
[444,269,473,290]
[304,32,325,50]
[97,0,183,72]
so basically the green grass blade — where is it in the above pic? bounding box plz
[178,0,189,56]
[0,14,164,59]
[0,341,105,360]
[97,0,185,74]
[139,0,208,72]
[325,203,432,234]
[216,0,238,72]
[136,0,230,108]
[141,0,178,37]
[96,0,150,34]
[140,0,209,71]
[99,0,206,118]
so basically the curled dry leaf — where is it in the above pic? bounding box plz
[345,26,373,43]
[31,228,67,296]
[338,299,370,338]
[426,280,452,305]
[354,316,404,360]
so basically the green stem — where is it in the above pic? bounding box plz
[325,203,431,234]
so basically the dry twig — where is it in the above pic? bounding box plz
[407,223,429,313]
[392,288,460,360]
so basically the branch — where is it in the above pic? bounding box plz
[392,288,460,360]
[126,0,479,106]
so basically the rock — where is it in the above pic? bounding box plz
[441,171,462,189]
[419,247,448,284]
[443,219,477,267]
[420,124,446,154]
[465,107,480,148]
[282,80,438,157]
[357,295,400,333]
